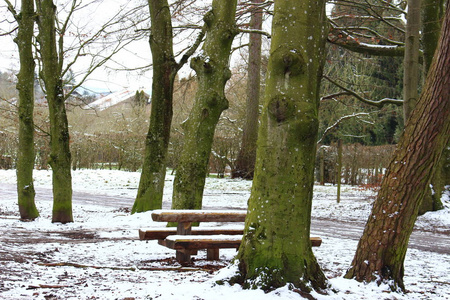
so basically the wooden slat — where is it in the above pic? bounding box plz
[139,228,244,240]
[162,235,243,250]
[141,229,322,247]
[161,235,323,249]
[151,209,247,223]
[310,237,322,247]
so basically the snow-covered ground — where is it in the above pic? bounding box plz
[0,169,449,299]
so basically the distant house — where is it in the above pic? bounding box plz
[83,89,150,112]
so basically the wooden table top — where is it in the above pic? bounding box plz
[151,209,247,223]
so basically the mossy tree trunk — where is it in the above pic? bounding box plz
[232,0,263,180]
[234,0,328,293]
[36,0,73,223]
[131,0,177,213]
[422,0,445,75]
[171,1,238,210]
[14,0,39,220]
[345,5,450,290]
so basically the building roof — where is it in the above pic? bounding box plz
[83,89,149,111]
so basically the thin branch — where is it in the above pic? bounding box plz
[3,0,18,19]
[320,91,353,102]
[317,112,371,144]
[0,26,18,36]
[175,23,207,72]
[323,75,404,107]
[327,21,407,57]
[238,27,271,38]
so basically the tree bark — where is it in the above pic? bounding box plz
[345,4,450,290]
[36,0,73,223]
[421,0,445,75]
[336,140,342,203]
[403,0,422,121]
[234,0,328,293]
[132,0,177,213]
[15,0,39,220]
[232,0,263,180]
[171,1,238,211]
[419,0,446,215]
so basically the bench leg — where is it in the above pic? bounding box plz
[176,250,192,264]
[206,248,219,260]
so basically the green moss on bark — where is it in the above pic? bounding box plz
[235,0,328,293]
[132,0,176,214]
[36,0,73,223]
[16,0,39,220]
[171,1,238,211]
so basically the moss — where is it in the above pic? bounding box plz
[171,0,237,211]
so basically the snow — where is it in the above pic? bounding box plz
[0,169,449,299]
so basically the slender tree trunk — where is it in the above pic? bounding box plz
[36,0,73,223]
[171,1,238,211]
[421,0,445,75]
[234,0,328,293]
[132,0,176,213]
[403,0,422,121]
[232,0,263,180]
[345,5,450,290]
[319,146,325,185]
[336,140,342,203]
[16,0,39,220]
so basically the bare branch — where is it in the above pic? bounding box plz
[320,91,353,102]
[327,22,407,57]
[323,75,404,107]
[317,112,371,144]
[238,27,271,38]
[175,23,207,72]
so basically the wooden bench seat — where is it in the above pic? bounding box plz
[159,235,243,261]
[155,234,323,262]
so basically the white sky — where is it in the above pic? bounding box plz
[0,1,334,94]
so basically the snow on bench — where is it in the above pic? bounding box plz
[139,228,244,240]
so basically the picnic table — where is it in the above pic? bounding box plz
[139,209,322,263]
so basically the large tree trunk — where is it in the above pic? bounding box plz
[16,0,39,220]
[234,0,328,293]
[402,0,422,121]
[231,0,263,180]
[36,0,73,223]
[419,0,446,215]
[171,1,238,211]
[131,0,176,213]
[345,4,450,290]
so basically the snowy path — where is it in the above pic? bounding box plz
[2,182,448,255]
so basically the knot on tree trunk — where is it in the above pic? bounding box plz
[268,95,294,123]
